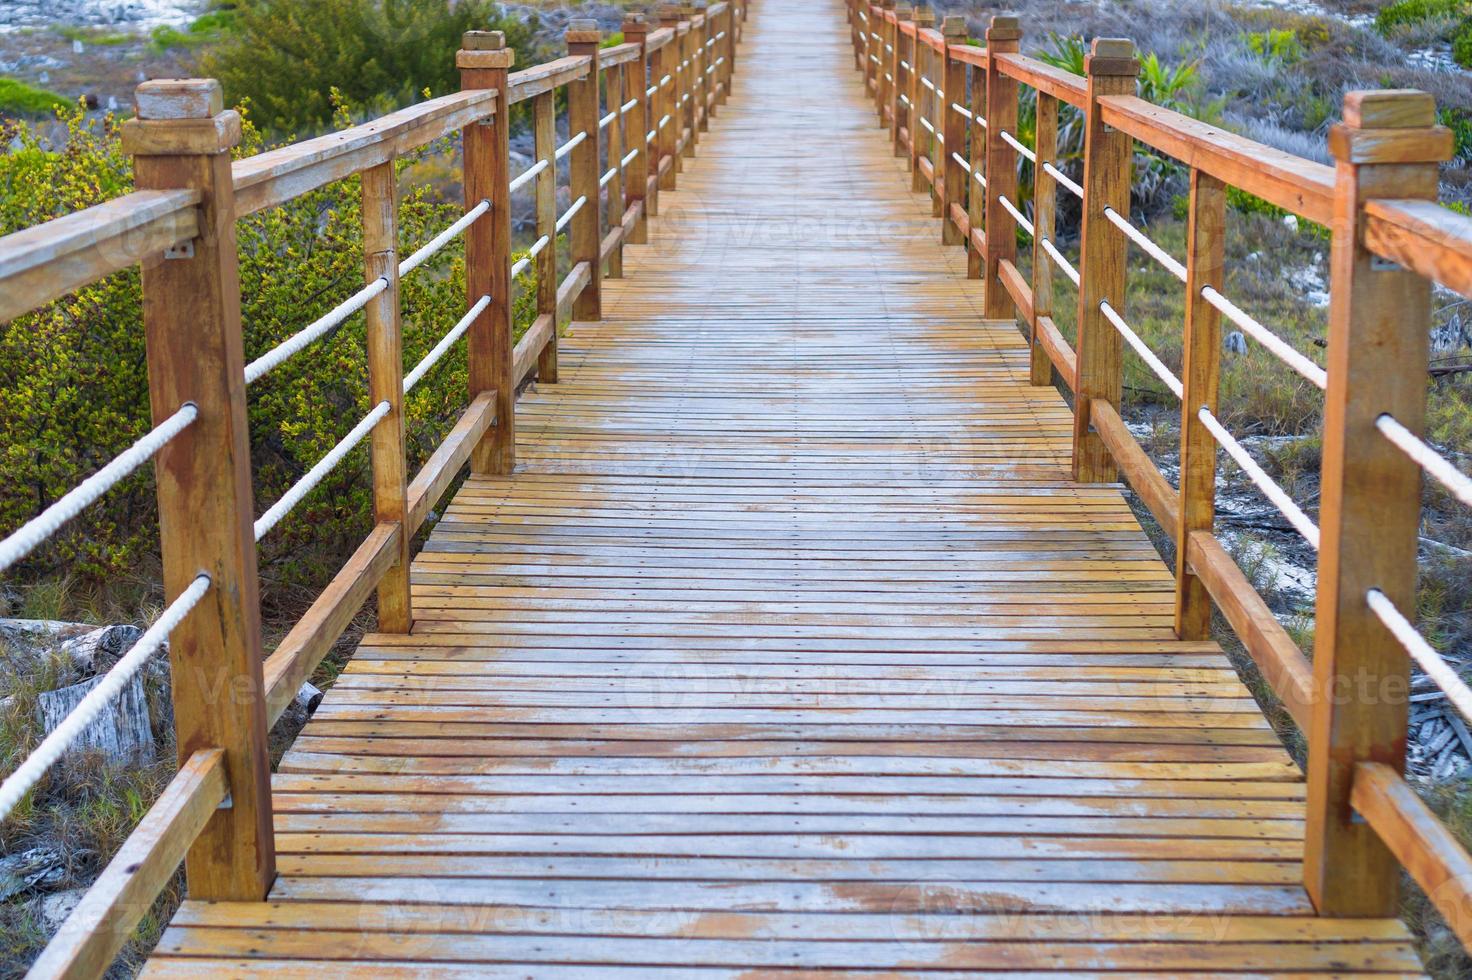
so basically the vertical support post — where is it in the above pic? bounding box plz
[891,6,911,159]
[695,4,711,130]
[458,31,515,474]
[361,161,412,633]
[1174,168,1225,637]
[909,7,933,192]
[940,16,967,245]
[1029,92,1060,387]
[659,5,684,179]
[533,91,558,346]
[679,10,698,157]
[982,15,1020,320]
[864,4,881,109]
[624,14,652,243]
[1071,37,1137,483]
[877,1,895,125]
[1304,89,1449,916]
[966,53,985,279]
[567,21,604,323]
[123,78,273,900]
[604,51,626,280]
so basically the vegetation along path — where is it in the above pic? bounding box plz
[142,0,1424,974]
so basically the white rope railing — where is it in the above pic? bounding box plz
[1368,588,1472,721]
[646,128,657,143]
[1042,238,1080,287]
[599,110,617,129]
[900,59,910,71]
[509,158,549,195]
[999,129,1036,164]
[557,196,587,234]
[0,572,211,821]
[898,94,911,107]
[1377,414,1472,508]
[403,295,489,395]
[918,116,940,140]
[254,401,391,541]
[244,277,389,385]
[1043,161,1082,199]
[646,84,658,98]
[1100,300,1184,399]
[658,114,672,129]
[555,132,586,161]
[998,195,1034,238]
[1104,206,1186,283]
[0,404,198,575]
[600,167,618,189]
[621,147,639,168]
[398,199,490,279]
[950,102,973,121]
[660,75,672,88]
[920,77,942,98]
[950,151,971,173]
[973,167,987,190]
[621,98,638,114]
[1201,286,1328,390]
[510,234,552,279]
[1197,406,1321,548]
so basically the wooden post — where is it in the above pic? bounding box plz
[604,49,626,280]
[863,3,881,111]
[123,78,273,900]
[659,5,683,180]
[1304,89,1451,916]
[361,162,412,633]
[909,6,933,193]
[624,14,652,243]
[680,9,698,155]
[1174,169,1226,638]
[966,48,984,280]
[567,21,604,323]
[891,6,911,159]
[720,2,737,104]
[940,16,967,247]
[695,4,711,131]
[876,0,895,126]
[1071,37,1137,483]
[458,31,515,474]
[982,15,1020,321]
[533,90,558,355]
[1029,92,1060,387]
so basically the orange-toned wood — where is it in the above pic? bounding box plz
[1030,91,1059,386]
[891,5,912,160]
[458,31,515,475]
[908,10,933,193]
[566,22,604,322]
[532,89,557,379]
[1174,168,1225,641]
[967,47,984,279]
[1072,38,1138,484]
[360,161,411,633]
[1305,89,1449,917]
[982,15,1020,320]
[604,56,626,280]
[125,78,274,901]
[940,20,967,247]
[623,14,652,244]
[656,8,681,187]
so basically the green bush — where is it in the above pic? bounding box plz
[0,102,539,584]
[0,79,71,117]
[1245,28,1305,63]
[1454,18,1472,65]
[1375,0,1467,33]
[202,0,538,134]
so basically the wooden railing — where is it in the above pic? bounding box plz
[849,0,1472,944]
[0,3,745,976]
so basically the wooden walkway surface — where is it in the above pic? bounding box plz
[146,0,1425,974]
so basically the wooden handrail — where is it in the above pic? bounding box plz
[1,4,748,975]
[848,1,1472,948]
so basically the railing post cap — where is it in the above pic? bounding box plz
[124,79,241,156]
[135,78,222,120]
[566,19,601,44]
[941,15,967,38]
[895,5,913,19]
[914,6,935,26]
[986,14,1021,41]
[458,30,515,69]
[622,12,650,35]
[1343,89,1437,129]
[879,0,895,8]
[658,3,683,24]
[462,30,505,50]
[1087,37,1139,75]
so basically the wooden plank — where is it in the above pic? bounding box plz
[505,55,592,104]
[1088,399,1178,533]
[1363,197,1472,300]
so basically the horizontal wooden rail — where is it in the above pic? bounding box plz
[29,750,226,978]
[0,190,199,322]
[1364,198,1472,300]
[993,52,1085,107]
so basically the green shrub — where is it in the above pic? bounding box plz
[1376,0,1466,32]
[0,102,540,584]
[1245,28,1305,63]
[202,0,538,134]
[1442,107,1472,164]
[1454,17,1472,65]
[0,79,71,116]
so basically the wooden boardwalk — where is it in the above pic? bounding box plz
[145,0,1424,974]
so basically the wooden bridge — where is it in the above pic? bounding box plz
[5,0,1472,975]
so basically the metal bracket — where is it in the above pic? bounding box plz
[164,240,196,260]
[1370,255,1400,272]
